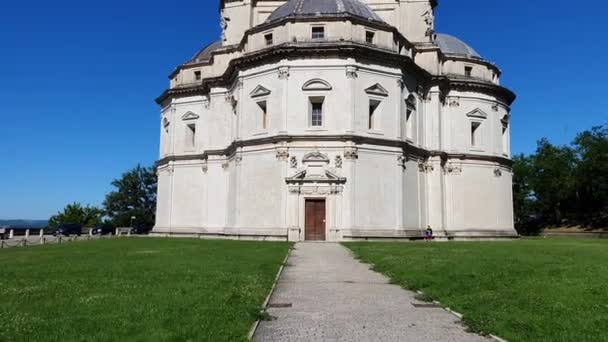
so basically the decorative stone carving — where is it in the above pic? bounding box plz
[346,66,358,79]
[398,155,408,169]
[234,154,243,165]
[201,161,208,173]
[290,156,298,168]
[276,147,290,161]
[278,67,290,80]
[220,13,229,42]
[225,94,238,113]
[423,10,434,34]
[293,185,344,196]
[397,78,405,89]
[221,161,229,170]
[418,161,434,173]
[448,98,460,107]
[443,162,463,175]
[494,168,503,177]
[492,103,499,112]
[335,155,343,168]
[344,147,358,160]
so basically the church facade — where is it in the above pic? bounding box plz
[152,0,517,241]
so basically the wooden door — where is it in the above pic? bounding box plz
[305,199,326,241]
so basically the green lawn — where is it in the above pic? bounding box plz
[0,238,289,342]
[345,239,608,342]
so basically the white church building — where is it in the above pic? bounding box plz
[152,0,517,241]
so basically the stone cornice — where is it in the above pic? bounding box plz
[156,42,432,104]
[433,76,516,106]
[156,134,513,168]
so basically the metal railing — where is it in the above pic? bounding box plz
[0,229,129,249]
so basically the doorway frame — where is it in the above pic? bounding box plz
[304,198,327,241]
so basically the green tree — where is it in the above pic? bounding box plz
[512,154,538,234]
[48,203,103,228]
[103,165,157,230]
[531,139,577,225]
[573,125,608,227]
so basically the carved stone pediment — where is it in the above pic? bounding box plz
[181,111,199,121]
[302,152,330,165]
[286,168,346,184]
[365,83,389,97]
[250,85,271,98]
[302,79,332,91]
[466,108,488,119]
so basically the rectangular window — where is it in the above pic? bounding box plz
[186,124,196,149]
[264,33,273,46]
[366,31,375,44]
[405,107,414,139]
[310,98,324,127]
[471,122,481,147]
[194,71,201,81]
[257,101,268,130]
[368,99,380,129]
[502,125,508,154]
[465,66,473,77]
[312,27,325,40]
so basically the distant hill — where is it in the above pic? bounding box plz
[0,220,48,229]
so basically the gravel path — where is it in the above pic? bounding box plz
[254,243,490,342]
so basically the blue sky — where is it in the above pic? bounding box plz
[0,0,606,219]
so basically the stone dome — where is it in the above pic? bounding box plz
[435,33,481,59]
[190,40,222,63]
[267,0,384,24]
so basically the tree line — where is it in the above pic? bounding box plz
[49,165,157,231]
[513,125,607,235]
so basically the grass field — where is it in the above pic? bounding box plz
[345,238,608,342]
[0,238,289,342]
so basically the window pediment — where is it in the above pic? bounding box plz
[302,79,332,91]
[365,83,389,97]
[250,85,271,98]
[302,152,330,164]
[466,108,488,119]
[181,111,200,121]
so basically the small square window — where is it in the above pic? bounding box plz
[465,66,473,77]
[194,71,201,81]
[312,27,325,40]
[366,31,375,44]
[264,33,273,46]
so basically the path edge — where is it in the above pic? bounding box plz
[247,245,292,341]
[415,289,509,342]
[343,243,508,342]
